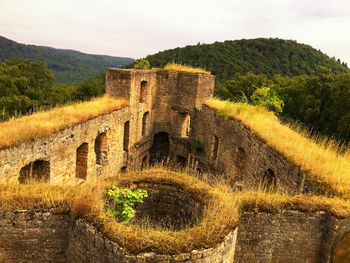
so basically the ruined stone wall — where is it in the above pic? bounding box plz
[0,209,346,262]
[235,211,341,263]
[106,69,214,167]
[0,210,69,262]
[0,68,216,183]
[66,219,237,263]
[191,105,308,192]
[152,70,214,138]
[0,108,131,183]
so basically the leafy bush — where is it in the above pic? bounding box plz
[106,186,148,223]
[251,86,284,114]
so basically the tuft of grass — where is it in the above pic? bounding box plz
[163,62,211,74]
[0,95,128,150]
[205,98,350,198]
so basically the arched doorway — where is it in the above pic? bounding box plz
[150,132,170,164]
[236,147,247,175]
[19,160,50,183]
[262,168,276,190]
[76,143,88,180]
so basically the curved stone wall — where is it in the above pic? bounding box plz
[66,219,237,263]
[131,181,204,230]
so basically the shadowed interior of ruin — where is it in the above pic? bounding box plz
[132,181,204,230]
[19,160,50,183]
[150,132,170,164]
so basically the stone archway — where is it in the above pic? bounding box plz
[150,132,170,164]
[19,160,50,183]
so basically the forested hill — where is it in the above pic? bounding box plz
[143,38,349,81]
[0,35,134,83]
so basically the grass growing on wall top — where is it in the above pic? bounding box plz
[163,62,211,74]
[205,98,350,199]
[0,168,349,254]
[0,95,128,150]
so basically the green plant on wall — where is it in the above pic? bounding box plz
[106,186,148,223]
[191,137,204,152]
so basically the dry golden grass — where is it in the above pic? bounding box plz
[205,99,350,198]
[235,190,350,218]
[0,181,76,211]
[163,62,211,74]
[0,95,128,150]
[0,167,349,254]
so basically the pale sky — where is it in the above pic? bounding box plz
[1,0,350,64]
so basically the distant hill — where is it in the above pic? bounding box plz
[141,38,349,82]
[0,36,134,83]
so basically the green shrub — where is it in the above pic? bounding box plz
[106,186,148,223]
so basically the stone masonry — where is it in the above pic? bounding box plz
[0,69,349,262]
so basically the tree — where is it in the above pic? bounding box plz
[0,58,54,119]
[133,59,150,69]
[251,86,284,114]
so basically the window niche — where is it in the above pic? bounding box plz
[212,136,219,161]
[123,121,130,151]
[95,133,108,165]
[139,81,149,103]
[142,112,149,137]
[236,147,247,175]
[76,143,88,180]
[180,113,190,137]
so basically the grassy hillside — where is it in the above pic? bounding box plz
[0,35,134,83]
[141,38,349,82]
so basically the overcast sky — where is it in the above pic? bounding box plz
[1,0,350,63]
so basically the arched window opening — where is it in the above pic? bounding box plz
[140,81,149,103]
[95,133,108,165]
[212,136,219,160]
[180,113,190,137]
[142,112,149,137]
[121,166,127,173]
[76,143,88,180]
[123,121,130,151]
[236,147,247,175]
[262,168,276,190]
[19,160,50,183]
[141,155,148,170]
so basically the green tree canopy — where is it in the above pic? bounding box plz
[0,58,54,119]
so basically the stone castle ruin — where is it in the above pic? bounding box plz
[0,69,349,262]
